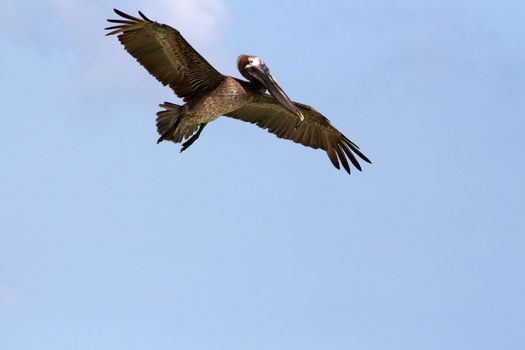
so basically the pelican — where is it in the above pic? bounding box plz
[106,9,371,174]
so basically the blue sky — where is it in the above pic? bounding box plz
[1,0,524,349]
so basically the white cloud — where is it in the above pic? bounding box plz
[157,0,230,45]
[44,0,230,46]
[52,0,230,95]
[1,0,231,105]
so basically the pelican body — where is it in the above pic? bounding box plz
[106,9,371,173]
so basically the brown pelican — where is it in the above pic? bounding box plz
[106,9,371,174]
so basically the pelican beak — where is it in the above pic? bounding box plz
[248,62,304,122]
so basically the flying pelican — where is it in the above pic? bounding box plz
[105,9,371,174]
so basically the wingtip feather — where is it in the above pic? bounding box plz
[335,145,351,174]
[138,11,153,22]
[113,8,141,22]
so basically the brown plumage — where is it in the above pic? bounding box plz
[106,9,371,174]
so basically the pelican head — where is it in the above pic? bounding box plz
[237,54,304,122]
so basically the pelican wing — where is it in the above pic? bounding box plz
[106,9,224,100]
[225,95,371,174]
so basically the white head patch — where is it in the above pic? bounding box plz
[248,56,264,68]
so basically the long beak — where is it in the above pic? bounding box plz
[249,65,304,122]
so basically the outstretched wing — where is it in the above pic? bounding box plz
[106,9,224,101]
[225,95,371,174]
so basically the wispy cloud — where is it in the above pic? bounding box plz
[1,0,231,105]
[46,0,230,46]
[156,0,230,45]
[58,0,230,98]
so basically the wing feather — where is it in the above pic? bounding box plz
[106,9,224,100]
[225,95,371,174]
